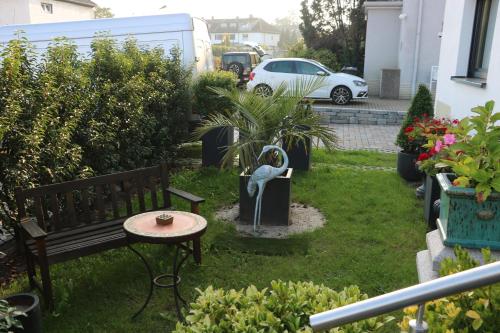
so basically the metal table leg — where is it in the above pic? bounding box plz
[128,241,193,321]
[127,243,154,320]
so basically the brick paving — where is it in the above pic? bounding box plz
[324,124,400,153]
[315,97,411,112]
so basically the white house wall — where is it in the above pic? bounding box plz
[398,0,445,99]
[28,0,95,24]
[0,0,30,26]
[363,2,402,96]
[435,0,500,119]
[211,32,280,47]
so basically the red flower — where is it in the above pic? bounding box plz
[417,153,430,161]
[405,126,414,133]
[429,147,437,156]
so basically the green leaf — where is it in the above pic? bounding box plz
[472,318,483,330]
[492,175,500,192]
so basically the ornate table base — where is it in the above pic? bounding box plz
[127,242,192,320]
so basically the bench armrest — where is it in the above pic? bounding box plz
[20,217,47,240]
[167,187,205,204]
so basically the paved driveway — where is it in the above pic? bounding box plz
[319,124,400,153]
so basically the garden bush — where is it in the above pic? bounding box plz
[399,247,500,332]
[192,71,237,118]
[288,41,340,71]
[396,85,434,153]
[174,280,394,333]
[0,35,191,226]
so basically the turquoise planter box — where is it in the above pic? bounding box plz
[437,173,500,250]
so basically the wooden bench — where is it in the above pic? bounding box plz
[15,163,204,309]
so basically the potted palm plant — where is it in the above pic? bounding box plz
[437,101,500,250]
[195,78,336,225]
[192,71,237,167]
[396,85,434,181]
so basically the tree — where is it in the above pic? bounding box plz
[299,0,366,71]
[274,15,301,50]
[95,6,114,19]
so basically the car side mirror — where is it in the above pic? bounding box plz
[316,70,328,76]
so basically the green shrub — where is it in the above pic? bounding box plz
[288,41,340,71]
[396,85,434,153]
[192,71,236,118]
[174,280,394,333]
[0,35,190,226]
[399,247,500,332]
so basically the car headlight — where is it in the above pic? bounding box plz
[353,80,367,87]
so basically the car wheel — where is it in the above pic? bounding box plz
[254,84,273,97]
[227,62,244,77]
[331,86,352,105]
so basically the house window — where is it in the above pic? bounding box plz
[221,23,227,28]
[242,33,249,40]
[230,34,236,41]
[41,2,53,14]
[468,0,498,79]
[215,34,223,40]
[230,23,237,28]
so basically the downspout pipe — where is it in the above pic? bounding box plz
[411,0,424,96]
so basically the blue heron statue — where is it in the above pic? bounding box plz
[247,145,289,231]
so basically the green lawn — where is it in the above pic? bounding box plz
[1,150,427,332]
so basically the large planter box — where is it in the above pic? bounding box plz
[239,168,293,226]
[437,173,500,250]
[201,127,234,167]
[423,174,441,229]
[283,138,312,171]
[397,151,423,181]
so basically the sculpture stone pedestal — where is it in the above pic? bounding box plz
[416,230,500,283]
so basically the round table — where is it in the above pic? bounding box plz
[123,210,207,320]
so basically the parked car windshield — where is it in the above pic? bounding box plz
[223,54,249,65]
[310,59,336,73]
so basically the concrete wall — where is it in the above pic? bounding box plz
[28,0,95,24]
[435,0,500,119]
[363,2,402,96]
[398,0,445,99]
[0,0,30,26]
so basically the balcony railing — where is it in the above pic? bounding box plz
[309,261,500,332]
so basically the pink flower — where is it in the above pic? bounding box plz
[443,134,456,145]
[435,140,444,152]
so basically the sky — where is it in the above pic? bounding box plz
[93,0,301,23]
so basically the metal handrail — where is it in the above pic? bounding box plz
[310,261,500,332]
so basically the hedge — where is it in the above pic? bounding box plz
[0,36,191,226]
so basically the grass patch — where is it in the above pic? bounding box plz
[312,148,397,168]
[1,150,425,332]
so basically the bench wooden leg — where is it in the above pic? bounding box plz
[36,240,54,310]
[190,202,200,215]
[193,238,201,265]
[25,253,37,290]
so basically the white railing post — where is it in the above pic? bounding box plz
[409,303,428,333]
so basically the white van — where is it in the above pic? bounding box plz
[0,13,214,74]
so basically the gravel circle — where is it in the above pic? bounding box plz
[215,203,326,239]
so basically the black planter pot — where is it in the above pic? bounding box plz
[397,151,423,181]
[423,174,441,229]
[239,168,293,226]
[201,127,234,168]
[283,138,312,171]
[4,293,42,333]
[283,126,312,171]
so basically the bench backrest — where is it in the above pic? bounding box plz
[15,163,172,233]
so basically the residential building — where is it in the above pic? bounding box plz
[206,16,280,50]
[363,0,446,99]
[0,0,96,26]
[434,0,499,119]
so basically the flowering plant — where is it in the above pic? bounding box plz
[441,101,500,202]
[405,117,459,176]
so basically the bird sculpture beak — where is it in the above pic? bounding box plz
[257,152,264,161]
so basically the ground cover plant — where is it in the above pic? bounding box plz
[1,150,427,332]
